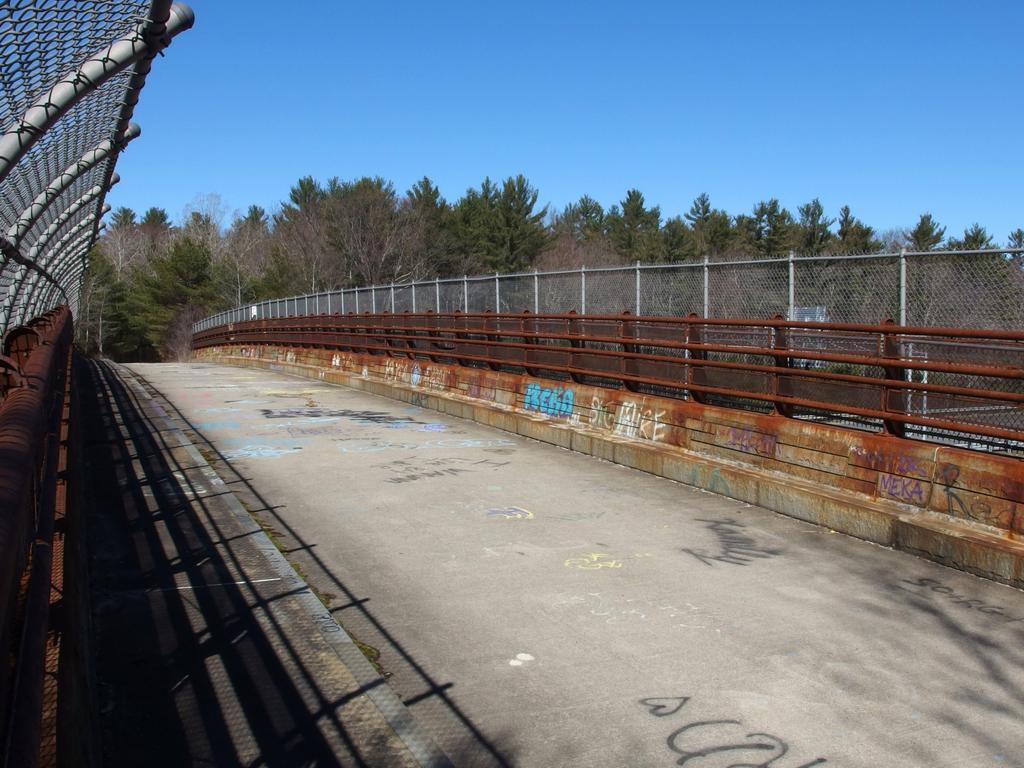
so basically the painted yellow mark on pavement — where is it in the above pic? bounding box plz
[564,553,623,570]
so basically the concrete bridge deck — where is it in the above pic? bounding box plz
[119,361,1024,767]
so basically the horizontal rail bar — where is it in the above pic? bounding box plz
[193,312,1024,449]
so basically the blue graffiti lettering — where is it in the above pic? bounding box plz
[523,382,575,419]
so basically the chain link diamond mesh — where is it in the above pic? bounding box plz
[906,252,1024,329]
[204,250,1024,336]
[707,259,788,319]
[793,256,899,323]
[1,1,191,333]
[639,264,703,316]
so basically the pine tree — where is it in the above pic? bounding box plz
[906,214,945,251]
[796,198,834,254]
[686,193,730,256]
[740,199,797,258]
[493,175,551,272]
[606,189,660,262]
[660,216,696,262]
[553,195,604,242]
[835,205,877,254]
[947,223,994,251]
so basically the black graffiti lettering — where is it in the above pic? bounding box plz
[640,697,690,717]
[898,576,1019,622]
[260,407,423,426]
[667,721,784,767]
[683,519,782,567]
[640,696,827,767]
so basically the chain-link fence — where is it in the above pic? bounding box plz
[0,1,193,336]
[196,248,1024,333]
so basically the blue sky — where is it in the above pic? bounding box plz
[109,0,1023,241]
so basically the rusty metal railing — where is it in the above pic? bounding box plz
[0,306,72,768]
[192,312,1024,451]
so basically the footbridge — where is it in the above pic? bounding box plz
[3,3,1024,767]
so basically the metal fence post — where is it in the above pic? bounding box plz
[581,266,586,314]
[327,292,331,314]
[411,283,416,313]
[533,270,539,313]
[495,273,500,311]
[435,277,440,312]
[355,290,359,313]
[340,290,345,314]
[390,282,395,313]
[703,255,710,318]
[463,276,468,312]
[635,261,641,315]
[316,293,320,315]
[899,248,907,325]
[371,287,376,314]
[788,250,795,320]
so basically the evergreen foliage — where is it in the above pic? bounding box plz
[77,173,1020,362]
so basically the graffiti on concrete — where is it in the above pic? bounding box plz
[877,472,927,504]
[681,518,782,567]
[223,445,303,459]
[385,466,469,484]
[418,423,449,432]
[383,359,451,390]
[725,427,777,458]
[639,696,827,767]
[850,447,926,476]
[196,420,241,431]
[337,437,517,454]
[938,462,1004,525]
[487,507,534,520]
[564,552,623,570]
[260,407,422,427]
[897,577,1024,623]
[524,382,575,418]
[585,395,668,442]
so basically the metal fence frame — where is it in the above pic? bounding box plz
[192,311,1024,453]
[0,1,194,336]
[194,248,1024,333]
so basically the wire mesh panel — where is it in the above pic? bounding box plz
[906,252,1024,329]
[391,284,413,312]
[585,267,635,314]
[413,282,439,312]
[197,249,1024,335]
[640,264,703,316]
[0,1,193,334]
[497,273,535,313]
[794,256,898,323]
[437,279,464,312]
[465,276,495,312]
[707,259,788,319]
[347,288,368,313]
[537,271,582,313]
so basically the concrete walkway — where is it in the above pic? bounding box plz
[83,360,448,767]
[130,362,1024,768]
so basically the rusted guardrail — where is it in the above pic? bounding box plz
[0,306,72,768]
[193,312,1024,449]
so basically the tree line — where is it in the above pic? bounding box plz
[79,174,1024,360]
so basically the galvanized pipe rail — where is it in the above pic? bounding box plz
[0,307,73,768]
[192,312,1024,448]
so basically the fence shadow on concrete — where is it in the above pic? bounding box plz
[83,357,450,766]
[134,368,518,767]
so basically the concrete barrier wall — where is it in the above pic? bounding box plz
[195,344,1024,587]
